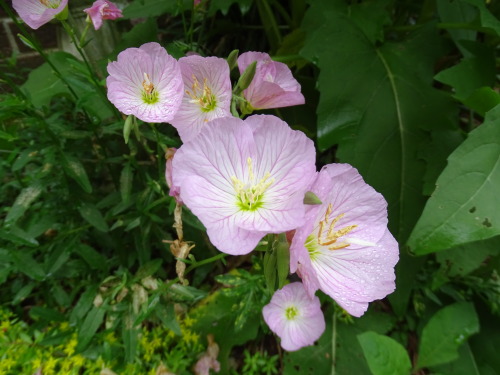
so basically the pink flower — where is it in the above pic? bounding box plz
[172,115,316,255]
[290,164,399,317]
[171,56,232,142]
[12,0,68,30]
[84,0,123,30]
[165,148,182,203]
[237,51,305,110]
[106,42,184,123]
[262,282,325,351]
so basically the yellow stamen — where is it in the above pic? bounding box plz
[317,203,357,250]
[142,73,154,95]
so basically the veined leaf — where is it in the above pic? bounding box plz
[408,105,500,255]
[358,332,411,375]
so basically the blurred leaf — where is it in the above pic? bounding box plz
[70,286,98,325]
[123,312,139,363]
[437,0,477,56]
[432,343,480,375]
[29,307,66,323]
[276,241,289,289]
[209,0,253,16]
[462,0,500,36]
[463,87,500,117]
[0,226,39,247]
[114,18,158,54]
[120,163,133,203]
[122,0,180,19]
[408,105,500,255]
[436,235,500,277]
[358,331,411,375]
[135,259,162,280]
[76,306,106,352]
[76,244,109,271]
[11,250,45,281]
[470,307,500,374]
[417,302,479,369]
[78,202,109,232]
[263,249,277,291]
[61,154,92,193]
[435,41,495,101]
[157,303,181,336]
[5,184,43,224]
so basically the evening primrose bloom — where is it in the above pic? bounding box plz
[84,0,123,30]
[171,55,232,142]
[172,115,316,255]
[237,51,304,110]
[106,42,183,123]
[262,282,325,351]
[290,164,399,317]
[12,0,68,29]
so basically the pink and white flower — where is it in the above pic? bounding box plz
[237,51,305,110]
[172,115,316,255]
[171,55,232,142]
[12,0,68,30]
[290,164,399,317]
[262,282,325,351]
[106,42,184,123]
[84,0,122,30]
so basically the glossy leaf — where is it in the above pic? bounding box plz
[417,302,479,369]
[408,105,500,255]
[358,331,411,375]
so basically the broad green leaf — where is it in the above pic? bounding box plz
[417,302,479,369]
[301,2,456,243]
[470,308,500,374]
[434,41,495,101]
[76,306,106,352]
[61,154,92,193]
[432,343,480,375]
[78,202,109,232]
[408,105,500,255]
[5,184,43,223]
[437,0,477,57]
[209,0,253,16]
[358,332,411,375]
[436,235,500,276]
[113,18,158,55]
[462,0,500,36]
[463,87,500,117]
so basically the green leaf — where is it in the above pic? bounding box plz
[76,244,108,271]
[408,105,500,255]
[437,0,477,57]
[76,306,106,352]
[134,259,162,280]
[0,226,39,247]
[61,154,92,193]
[432,343,480,375]
[78,202,109,232]
[208,0,253,16]
[113,18,158,54]
[417,302,479,369]
[123,116,134,144]
[462,0,500,36]
[463,87,500,117]
[122,0,180,19]
[436,235,500,276]
[276,241,289,289]
[358,332,411,375]
[123,312,139,363]
[70,286,98,325]
[434,41,495,101]
[5,184,43,223]
[120,163,133,203]
[263,249,277,291]
[11,250,46,281]
[301,2,456,243]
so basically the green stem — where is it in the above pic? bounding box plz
[184,253,228,275]
[331,310,337,375]
[79,21,91,48]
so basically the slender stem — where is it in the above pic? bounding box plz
[331,310,337,375]
[184,253,228,275]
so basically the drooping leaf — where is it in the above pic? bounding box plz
[417,302,479,369]
[408,105,500,255]
[358,331,412,375]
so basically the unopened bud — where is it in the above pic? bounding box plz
[226,49,239,71]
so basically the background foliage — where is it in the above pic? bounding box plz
[1,0,500,374]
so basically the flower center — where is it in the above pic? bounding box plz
[142,73,159,104]
[306,203,357,254]
[40,0,60,8]
[231,157,273,211]
[285,306,298,320]
[186,75,217,112]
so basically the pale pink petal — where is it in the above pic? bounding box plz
[106,42,183,123]
[263,283,325,352]
[237,51,304,110]
[13,0,68,29]
[84,0,122,30]
[171,56,232,142]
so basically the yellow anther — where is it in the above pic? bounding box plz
[317,204,357,250]
[231,158,274,211]
[142,73,154,95]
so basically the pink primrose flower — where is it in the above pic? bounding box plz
[262,282,325,351]
[172,114,316,255]
[171,55,232,142]
[165,148,182,203]
[290,164,399,317]
[237,51,305,110]
[106,42,184,123]
[12,0,68,29]
[84,0,123,30]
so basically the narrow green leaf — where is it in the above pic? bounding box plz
[70,286,98,325]
[157,303,181,336]
[76,306,106,352]
[0,226,39,247]
[78,202,109,232]
[120,163,133,203]
[263,249,277,291]
[123,312,139,363]
[408,105,500,254]
[276,242,290,289]
[123,115,134,144]
[61,154,92,193]
[5,184,43,223]
[11,250,46,281]
[417,302,479,369]
[358,331,411,375]
[76,244,108,271]
[134,259,162,280]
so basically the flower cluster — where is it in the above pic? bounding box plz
[105,43,399,352]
